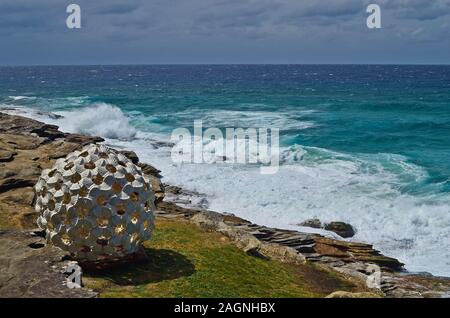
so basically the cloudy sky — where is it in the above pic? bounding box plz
[0,0,449,65]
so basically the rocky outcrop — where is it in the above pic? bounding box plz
[300,219,355,238]
[324,222,355,238]
[139,163,165,203]
[119,150,140,165]
[0,112,64,140]
[157,190,450,298]
[0,149,17,162]
[299,218,322,229]
[0,113,104,229]
[0,229,97,298]
[190,211,306,265]
[0,113,103,145]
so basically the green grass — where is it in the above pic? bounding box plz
[83,219,359,298]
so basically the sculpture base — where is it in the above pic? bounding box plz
[78,246,149,272]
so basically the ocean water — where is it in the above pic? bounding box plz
[1,65,450,276]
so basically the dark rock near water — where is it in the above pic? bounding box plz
[299,218,322,229]
[120,150,140,164]
[0,112,63,140]
[300,219,355,238]
[139,162,162,177]
[0,112,103,144]
[324,222,355,238]
[165,185,183,195]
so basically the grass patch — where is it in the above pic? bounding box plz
[84,219,359,298]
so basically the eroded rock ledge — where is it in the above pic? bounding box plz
[0,112,449,298]
[159,187,450,298]
[0,230,97,298]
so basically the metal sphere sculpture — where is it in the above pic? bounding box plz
[35,144,155,262]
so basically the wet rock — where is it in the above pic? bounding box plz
[165,185,183,195]
[139,162,162,177]
[299,218,322,229]
[120,150,139,164]
[36,111,64,120]
[30,124,65,140]
[299,219,355,238]
[324,221,355,238]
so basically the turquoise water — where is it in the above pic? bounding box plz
[1,65,450,276]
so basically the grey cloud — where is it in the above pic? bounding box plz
[93,2,141,15]
[0,0,448,64]
[380,0,450,20]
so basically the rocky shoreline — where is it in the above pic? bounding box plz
[0,112,449,298]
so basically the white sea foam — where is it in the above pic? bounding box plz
[111,135,450,277]
[145,145,450,276]
[8,95,36,101]
[3,104,450,277]
[169,108,316,130]
[55,103,137,140]
[2,103,136,141]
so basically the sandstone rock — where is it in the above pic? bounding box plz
[139,163,165,203]
[64,134,104,146]
[0,150,17,162]
[0,113,63,140]
[325,291,382,298]
[0,230,97,298]
[0,133,43,150]
[324,221,355,238]
[149,175,165,203]
[0,112,103,145]
[190,211,306,265]
[0,115,104,230]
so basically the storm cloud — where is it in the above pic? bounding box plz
[0,0,448,64]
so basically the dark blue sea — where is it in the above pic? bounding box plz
[1,65,449,275]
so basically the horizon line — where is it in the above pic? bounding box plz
[1,62,450,67]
